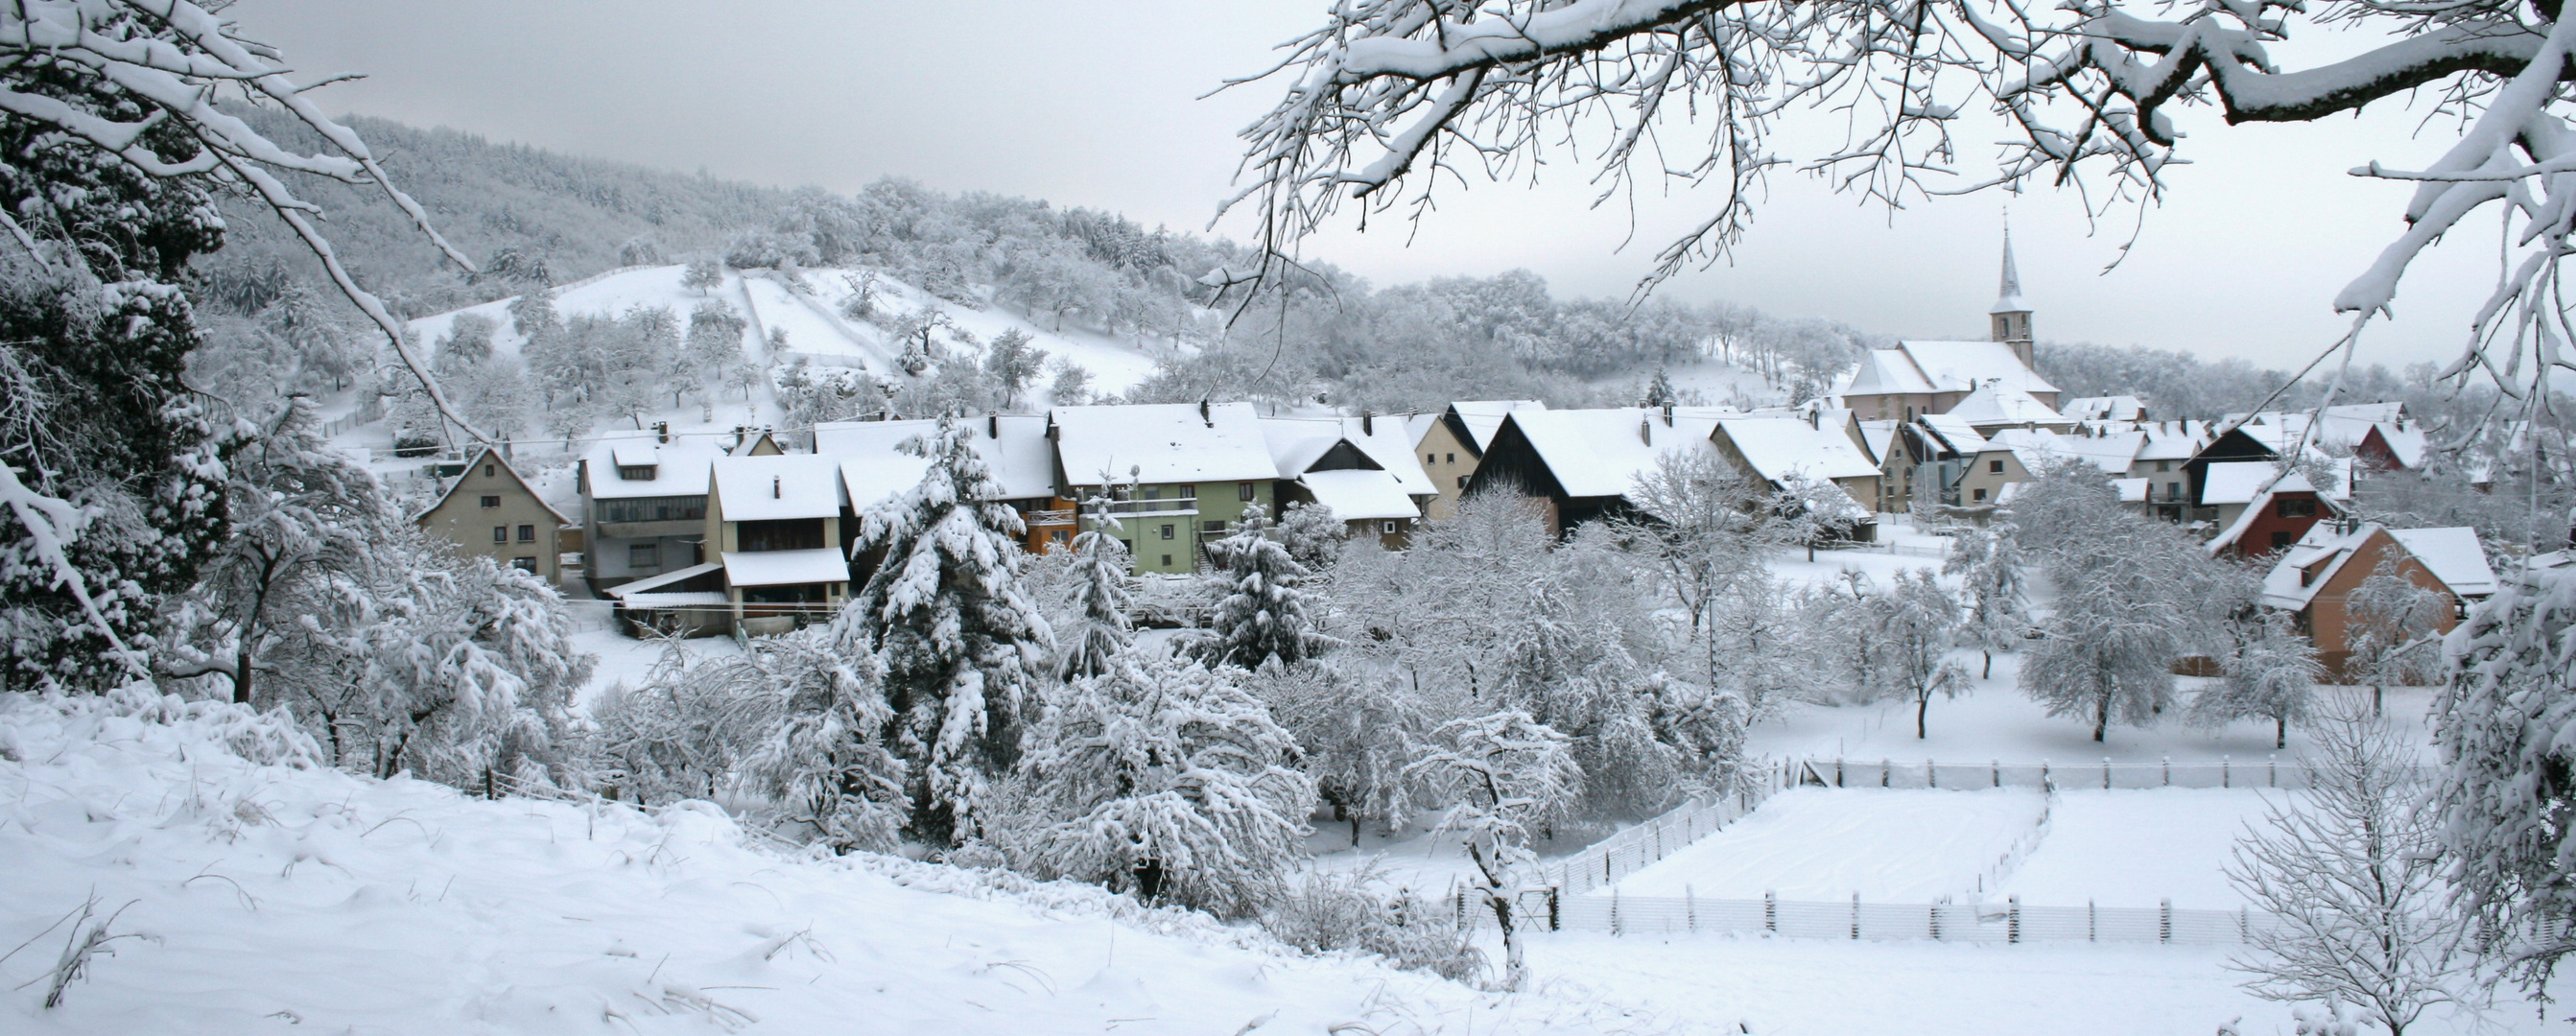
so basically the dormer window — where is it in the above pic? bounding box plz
[618,464,656,481]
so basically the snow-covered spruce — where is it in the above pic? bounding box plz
[1200,505,1323,671]
[839,414,1053,846]
[2435,561,2576,986]
[1053,490,1136,682]
[740,624,910,854]
[1009,651,1315,919]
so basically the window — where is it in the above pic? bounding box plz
[593,496,707,524]
[628,543,661,570]
[1988,459,2004,473]
[1202,520,1224,533]
[517,525,535,543]
[491,526,508,543]
[2270,531,2297,551]
[2156,459,2171,472]
[479,495,501,508]
[1446,453,1454,464]
[616,464,656,481]
[1972,488,1988,502]
[1142,485,1162,500]
[1048,530,1069,544]
[2167,482,2182,500]
[1426,453,1435,465]
[1160,524,1175,540]
[1456,476,1468,489]
[1381,520,1398,535]
[484,463,496,478]
[1160,554,1172,567]
[1239,482,1256,502]
[509,557,537,573]
[2277,499,2318,519]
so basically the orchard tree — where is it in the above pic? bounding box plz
[744,625,910,854]
[1945,516,2031,679]
[682,254,724,295]
[981,327,1048,408]
[2344,555,2451,718]
[1406,710,1582,993]
[1870,570,1971,740]
[839,416,1055,845]
[2191,613,2325,750]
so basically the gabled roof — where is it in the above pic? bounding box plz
[2261,525,2381,610]
[415,446,573,526]
[1896,341,2060,396]
[2202,461,2324,506]
[2136,421,2210,461]
[2204,482,2345,557]
[711,455,843,521]
[1448,400,1548,453]
[1262,415,1436,497]
[1842,349,1937,396]
[2113,478,2149,503]
[1946,382,2068,428]
[1050,402,1278,485]
[1713,415,1885,484]
[1918,413,1990,456]
[1857,419,1899,466]
[815,415,1056,501]
[2065,395,2146,422]
[603,560,724,599]
[1983,428,2137,476]
[2387,527,2496,598]
[1501,407,1726,499]
[583,432,721,500]
[1296,469,1422,520]
[2365,422,2429,469]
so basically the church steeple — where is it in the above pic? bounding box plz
[1989,219,2033,367]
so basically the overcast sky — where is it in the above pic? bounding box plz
[246,1,2493,373]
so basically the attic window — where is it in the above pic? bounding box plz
[2301,560,2330,587]
[484,463,495,478]
[2277,499,2318,519]
[618,464,656,481]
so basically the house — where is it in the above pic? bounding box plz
[2129,421,2210,521]
[1465,406,1730,535]
[1838,232,2061,418]
[2356,419,2430,471]
[1708,413,1884,538]
[1263,413,1437,549]
[1047,401,1281,575]
[2259,523,2489,677]
[1408,400,1545,521]
[706,454,848,632]
[1883,413,1991,510]
[2066,395,2148,422]
[414,446,572,584]
[1952,428,2136,506]
[2200,464,2347,559]
[576,430,722,594]
[817,413,1066,558]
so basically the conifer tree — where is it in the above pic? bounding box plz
[1056,492,1134,681]
[839,416,1054,845]
[1204,505,1318,670]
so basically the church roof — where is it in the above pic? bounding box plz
[1843,349,1937,396]
[1992,225,2029,315]
[1896,341,2060,396]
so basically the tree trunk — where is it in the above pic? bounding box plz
[1484,884,1523,992]
[2276,715,2287,750]
[2372,683,2382,718]
[1982,649,1993,680]
[1351,815,1361,848]
[2092,692,2111,742]
[1916,693,1929,740]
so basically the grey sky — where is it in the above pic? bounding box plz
[248,1,2488,372]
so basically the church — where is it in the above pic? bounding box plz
[1837,231,2062,421]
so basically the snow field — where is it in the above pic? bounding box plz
[1597,789,2048,903]
[0,691,1663,1036]
[1997,789,2276,908]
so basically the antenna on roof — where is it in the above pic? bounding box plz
[655,421,671,445]
[773,476,781,499]
[988,412,999,439]
[1198,398,1213,427]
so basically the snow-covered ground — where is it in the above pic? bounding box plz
[2000,789,2275,909]
[1599,789,2047,903]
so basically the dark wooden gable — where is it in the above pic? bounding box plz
[1463,413,1570,502]
[2186,427,2281,506]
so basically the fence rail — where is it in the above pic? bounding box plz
[1477,889,2276,945]
[1795,755,2333,790]
[1541,761,1792,897]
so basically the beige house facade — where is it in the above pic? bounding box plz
[414,447,571,585]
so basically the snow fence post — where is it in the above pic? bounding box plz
[2268,754,2277,788]
[2088,899,2096,942]
[1881,758,1891,788]
[1850,892,1860,940]
[2160,899,2173,944]
[1927,759,1937,789]
[1992,759,2000,788]
[2041,759,2049,788]
[1686,884,1697,933]
[1611,887,1621,936]
[1764,890,1777,934]
[1548,887,1561,932]
[1835,757,1844,787]
[2008,895,2021,944]
[1929,897,1943,940]
[2162,755,2170,787]
[483,766,494,800]
[2102,757,2112,790]
[2237,906,2249,943]
[2222,755,2231,789]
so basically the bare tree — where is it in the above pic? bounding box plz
[2228,701,2474,1036]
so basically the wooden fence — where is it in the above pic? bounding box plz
[1472,889,2278,945]
[1795,755,2334,790]
[1540,761,1793,897]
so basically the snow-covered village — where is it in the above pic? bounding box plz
[19,2,2576,1034]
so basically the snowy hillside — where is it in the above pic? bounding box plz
[0,690,1661,1036]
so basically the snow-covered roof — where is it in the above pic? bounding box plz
[2326,401,2406,424]
[1842,349,1937,396]
[1261,415,1437,496]
[711,455,843,521]
[2387,528,2496,598]
[1945,382,2067,428]
[2136,422,2209,461]
[2065,395,2146,422]
[414,447,571,526]
[2202,462,2319,506]
[2113,478,2148,503]
[1050,402,1278,486]
[1297,469,1422,520]
[721,548,849,588]
[2368,422,2429,469]
[1918,413,1989,456]
[1992,231,2028,316]
[1503,407,1725,499]
[1857,419,1899,466]
[1896,341,2059,396]
[1983,428,2136,476]
[613,591,730,609]
[603,561,725,599]
[1449,400,1548,453]
[814,415,1057,501]
[582,432,721,500]
[2261,525,2377,610]
[1401,412,1443,447]
[1713,415,1884,484]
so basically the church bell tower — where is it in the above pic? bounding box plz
[1990,223,2034,368]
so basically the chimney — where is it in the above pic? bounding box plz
[1808,409,1820,430]
[655,421,671,444]
[772,476,781,499]
[1639,413,1653,445]
[1662,402,1674,426]
[1360,410,1374,436]
[1198,398,1213,427]
[988,412,1000,439]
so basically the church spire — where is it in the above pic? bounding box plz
[1989,217,2033,365]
